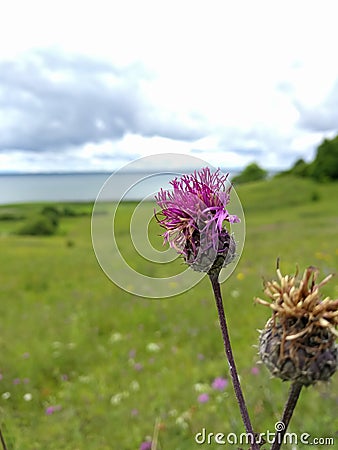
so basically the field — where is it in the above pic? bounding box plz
[0,176,337,450]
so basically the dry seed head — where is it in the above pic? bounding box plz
[256,265,337,385]
[256,266,338,338]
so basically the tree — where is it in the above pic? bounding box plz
[290,158,311,177]
[311,136,338,181]
[232,162,267,184]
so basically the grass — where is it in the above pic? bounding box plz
[0,176,337,449]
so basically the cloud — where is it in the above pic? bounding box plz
[296,80,338,133]
[0,50,204,153]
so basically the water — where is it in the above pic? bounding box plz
[0,170,243,205]
[0,172,197,205]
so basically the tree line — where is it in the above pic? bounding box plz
[233,134,338,184]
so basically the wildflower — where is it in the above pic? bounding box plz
[251,366,260,375]
[1,392,11,400]
[51,341,62,349]
[212,377,228,391]
[45,405,62,415]
[130,380,140,391]
[134,362,143,371]
[197,393,209,403]
[146,342,160,352]
[23,393,32,401]
[231,289,240,298]
[128,349,136,359]
[256,265,338,385]
[110,332,123,343]
[110,391,129,405]
[155,167,239,274]
[13,378,20,385]
[194,382,209,392]
[176,415,189,429]
[139,441,152,450]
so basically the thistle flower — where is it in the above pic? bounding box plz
[155,167,240,274]
[256,265,338,386]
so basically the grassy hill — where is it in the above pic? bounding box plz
[0,176,337,449]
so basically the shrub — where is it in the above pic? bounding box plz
[232,162,267,184]
[17,215,58,236]
[41,205,61,226]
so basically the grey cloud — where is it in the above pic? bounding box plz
[230,147,264,156]
[0,50,204,152]
[296,80,338,132]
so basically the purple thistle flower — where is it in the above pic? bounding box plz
[212,377,228,390]
[155,167,239,273]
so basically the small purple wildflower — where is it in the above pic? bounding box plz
[134,362,143,371]
[251,366,260,375]
[129,349,136,359]
[0,373,3,381]
[155,167,239,273]
[13,378,20,385]
[197,353,205,360]
[139,441,152,450]
[45,405,62,415]
[131,408,139,417]
[198,393,210,403]
[212,377,228,391]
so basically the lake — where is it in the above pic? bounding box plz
[1,171,240,205]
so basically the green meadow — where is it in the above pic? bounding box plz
[0,176,337,450]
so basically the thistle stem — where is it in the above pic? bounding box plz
[209,273,259,450]
[271,382,303,450]
[0,427,7,450]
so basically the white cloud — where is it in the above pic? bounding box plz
[0,0,338,172]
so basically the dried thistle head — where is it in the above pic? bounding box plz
[256,264,338,386]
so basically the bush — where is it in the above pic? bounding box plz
[232,162,267,184]
[17,215,58,236]
[41,205,61,227]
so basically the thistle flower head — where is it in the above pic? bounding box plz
[256,265,338,385]
[155,167,240,273]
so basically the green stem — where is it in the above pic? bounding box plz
[0,427,7,450]
[209,273,260,450]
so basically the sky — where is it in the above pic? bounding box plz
[0,0,338,173]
